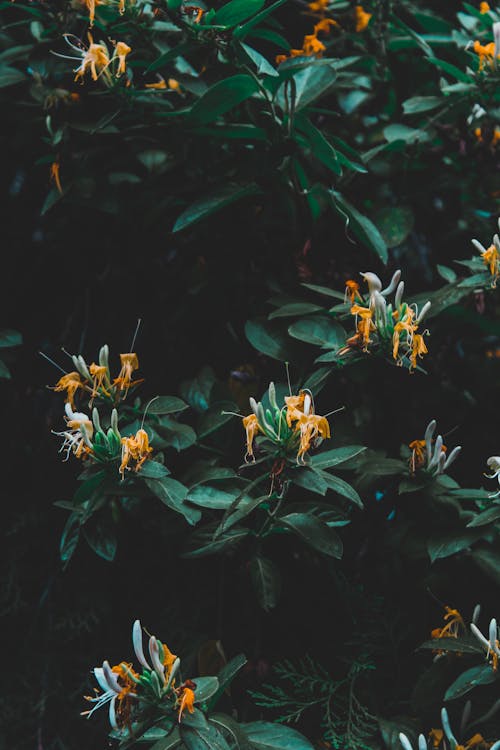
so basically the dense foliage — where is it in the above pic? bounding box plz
[2,0,500,748]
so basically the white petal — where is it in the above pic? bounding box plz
[148,637,166,683]
[399,733,413,750]
[102,661,121,693]
[133,620,151,670]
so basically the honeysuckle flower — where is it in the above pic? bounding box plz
[120,428,153,477]
[177,683,196,722]
[89,362,110,400]
[240,383,331,464]
[409,332,429,371]
[113,41,131,77]
[473,39,497,70]
[70,34,111,82]
[473,237,500,287]
[431,606,464,640]
[53,403,94,460]
[485,456,500,497]
[409,420,461,477]
[471,618,500,671]
[50,161,62,194]
[399,733,427,750]
[53,371,85,408]
[355,4,372,31]
[275,15,335,63]
[308,0,329,14]
[350,304,375,350]
[480,1,490,12]
[114,352,140,393]
[82,659,139,729]
[344,279,360,303]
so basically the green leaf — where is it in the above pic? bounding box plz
[148,396,189,414]
[311,445,366,470]
[74,471,106,504]
[418,637,483,655]
[149,729,183,750]
[437,264,457,283]
[234,0,287,39]
[269,303,323,319]
[472,546,500,585]
[211,655,247,705]
[295,116,342,176]
[180,709,232,750]
[83,517,117,562]
[426,56,473,83]
[383,124,431,145]
[198,408,235,439]
[192,677,220,703]
[444,664,497,701]
[240,42,278,77]
[185,464,237,488]
[0,329,22,348]
[147,42,195,73]
[212,0,265,26]
[180,367,215,413]
[280,512,343,558]
[0,65,26,87]
[428,530,485,562]
[139,461,170,479]
[187,485,243,509]
[245,319,291,360]
[183,525,249,558]
[242,721,314,750]
[216,494,267,535]
[373,206,415,248]
[60,513,80,565]
[210,714,253,749]
[291,467,328,495]
[0,360,11,378]
[173,183,261,232]
[319,472,363,508]
[402,95,442,114]
[467,504,500,527]
[301,283,345,300]
[289,64,337,112]
[330,191,388,265]
[155,419,197,451]
[288,316,345,348]
[146,477,201,525]
[357,457,406,476]
[188,75,260,125]
[249,556,281,611]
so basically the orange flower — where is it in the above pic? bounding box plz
[50,161,63,194]
[481,243,500,286]
[242,413,261,460]
[114,352,140,393]
[473,40,496,70]
[350,304,375,350]
[89,363,109,400]
[308,0,329,14]
[431,606,464,640]
[355,4,372,32]
[429,729,444,748]
[113,41,131,76]
[120,428,153,477]
[177,686,196,722]
[344,279,360,303]
[284,392,306,427]
[480,2,490,12]
[409,332,428,371]
[54,371,84,408]
[73,34,110,82]
[296,413,330,462]
[409,439,426,473]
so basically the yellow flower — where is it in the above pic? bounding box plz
[473,40,496,70]
[54,371,85,408]
[242,413,261,460]
[113,41,131,77]
[177,685,196,722]
[431,606,464,640]
[350,304,374,350]
[72,34,110,82]
[355,4,372,32]
[480,2,490,12]
[120,428,153,477]
[284,392,305,427]
[409,332,428,371]
[114,352,140,393]
[481,243,500,286]
[392,309,416,362]
[296,413,330,462]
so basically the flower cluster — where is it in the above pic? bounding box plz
[56,33,131,84]
[276,17,337,64]
[341,270,431,372]
[408,419,461,476]
[83,619,196,732]
[471,617,500,672]
[242,383,331,464]
[51,345,153,477]
[472,21,500,71]
[399,707,499,750]
[471,219,500,288]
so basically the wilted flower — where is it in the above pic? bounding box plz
[53,371,85,409]
[113,41,131,77]
[114,352,141,393]
[355,4,372,31]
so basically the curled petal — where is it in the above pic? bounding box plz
[102,661,121,693]
[133,619,151,670]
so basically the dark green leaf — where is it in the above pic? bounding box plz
[428,530,485,562]
[288,316,345,348]
[269,303,323,319]
[138,461,170,478]
[146,477,201,525]
[60,513,80,565]
[242,721,314,750]
[148,396,189,414]
[311,446,366,470]
[240,42,278,76]
[83,517,117,562]
[173,183,261,232]
[445,664,497,701]
[245,319,291,360]
[188,75,260,125]
[180,709,232,750]
[213,0,265,27]
[249,556,281,611]
[0,329,22,348]
[280,512,343,558]
[331,191,388,264]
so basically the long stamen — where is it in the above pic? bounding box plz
[39,351,67,374]
[130,318,142,352]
